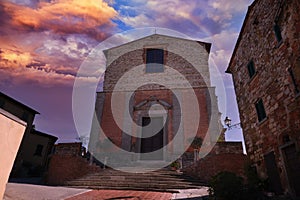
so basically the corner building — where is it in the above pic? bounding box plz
[226,0,300,197]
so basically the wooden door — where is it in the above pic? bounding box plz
[282,143,300,197]
[140,117,164,160]
[264,152,283,195]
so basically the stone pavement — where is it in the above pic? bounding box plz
[172,188,209,199]
[67,188,209,200]
[3,183,90,200]
[66,190,173,200]
[4,183,209,200]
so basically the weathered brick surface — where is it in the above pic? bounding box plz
[227,0,300,196]
[182,142,247,182]
[104,50,210,92]
[46,155,92,185]
[184,153,247,183]
[46,143,99,185]
[209,141,244,155]
[104,34,211,92]
[98,87,221,154]
[54,143,82,156]
[93,34,224,161]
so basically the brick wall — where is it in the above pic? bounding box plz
[227,0,300,196]
[228,0,300,165]
[46,143,99,185]
[182,142,247,182]
[91,34,223,166]
[97,87,217,153]
[209,141,244,155]
[54,143,82,156]
[104,34,212,92]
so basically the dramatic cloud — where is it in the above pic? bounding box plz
[0,47,75,87]
[208,0,252,15]
[205,30,240,72]
[0,0,117,86]
[117,0,252,37]
[2,0,117,39]
[0,48,33,68]
[119,1,208,36]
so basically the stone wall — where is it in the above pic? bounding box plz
[182,142,247,182]
[103,34,212,92]
[227,0,300,196]
[54,143,83,156]
[209,141,244,155]
[46,143,99,185]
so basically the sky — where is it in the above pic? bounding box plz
[0,0,254,147]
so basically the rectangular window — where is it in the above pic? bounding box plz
[34,144,43,156]
[255,99,267,122]
[146,48,164,73]
[247,60,256,78]
[273,24,282,43]
[288,68,300,94]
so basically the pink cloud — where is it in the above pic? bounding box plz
[2,0,117,39]
[0,0,118,87]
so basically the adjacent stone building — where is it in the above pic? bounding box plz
[90,34,224,167]
[10,128,58,178]
[226,0,300,197]
[0,92,38,199]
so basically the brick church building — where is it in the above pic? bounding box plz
[226,0,300,198]
[89,34,224,168]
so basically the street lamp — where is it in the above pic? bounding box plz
[224,116,241,129]
[224,116,232,127]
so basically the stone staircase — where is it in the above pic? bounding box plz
[64,168,206,192]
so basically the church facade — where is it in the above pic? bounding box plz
[90,34,223,167]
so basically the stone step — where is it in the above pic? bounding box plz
[66,185,189,193]
[84,170,182,176]
[78,172,190,179]
[66,180,202,187]
[66,177,204,185]
[66,181,200,188]
[66,182,203,190]
[72,172,184,181]
[72,175,184,181]
[70,176,205,184]
[64,169,206,191]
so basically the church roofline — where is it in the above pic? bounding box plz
[103,33,212,57]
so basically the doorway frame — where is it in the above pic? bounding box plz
[279,141,300,198]
[136,109,168,161]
